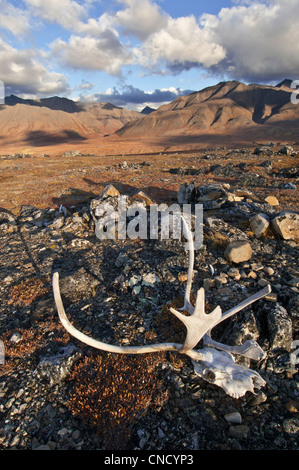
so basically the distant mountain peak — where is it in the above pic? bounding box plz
[141,106,155,115]
[4,94,82,113]
[276,79,294,88]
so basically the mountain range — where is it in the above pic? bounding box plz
[0,97,140,148]
[0,79,298,153]
[116,80,299,143]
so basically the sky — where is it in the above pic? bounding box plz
[0,0,299,111]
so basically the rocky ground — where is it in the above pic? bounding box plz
[0,144,298,451]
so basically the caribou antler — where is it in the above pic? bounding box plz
[53,215,270,398]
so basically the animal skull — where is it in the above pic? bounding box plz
[53,216,270,398]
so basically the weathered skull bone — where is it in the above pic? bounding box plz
[52,216,270,398]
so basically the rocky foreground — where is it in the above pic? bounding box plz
[0,146,298,451]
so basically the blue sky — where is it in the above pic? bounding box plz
[0,0,299,110]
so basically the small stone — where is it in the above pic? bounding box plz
[285,401,299,413]
[264,266,275,276]
[227,267,241,280]
[100,184,120,199]
[10,332,23,343]
[178,272,188,282]
[49,214,65,230]
[215,274,227,288]
[282,418,299,435]
[72,430,81,440]
[133,191,153,206]
[224,412,242,424]
[203,278,215,289]
[115,252,129,268]
[248,271,257,279]
[58,428,69,437]
[32,438,41,450]
[264,292,277,302]
[251,263,264,272]
[129,275,141,287]
[224,241,252,264]
[142,272,159,286]
[132,285,141,295]
[229,425,250,440]
[178,182,196,204]
[249,391,267,406]
[265,195,279,206]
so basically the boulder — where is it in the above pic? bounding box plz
[224,241,252,264]
[266,304,293,351]
[253,146,274,156]
[177,182,196,204]
[278,145,294,156]
[250,213,269,238]
[271,211,299,240]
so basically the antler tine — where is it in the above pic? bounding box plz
[179,214,195,315]
[203,285,271,360]
[178,213,271,359]
[53,272,182,355]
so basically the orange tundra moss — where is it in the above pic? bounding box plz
[67,352,169,449]
[8,277,49,307]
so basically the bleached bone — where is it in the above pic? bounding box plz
[187,347,266,399]
[179,217,270,360]
[170,288,222,353]
[52,214,271,398]
[53,272,182,355]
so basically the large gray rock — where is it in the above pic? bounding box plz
[267,303,293,351]
[177,182,196,204]
[34,344,81,386]
[271,211,299,240]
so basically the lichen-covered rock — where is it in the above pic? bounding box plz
[271,211,299,240]
[250,213,269,238]
[266,303,293,351]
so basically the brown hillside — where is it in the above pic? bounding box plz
[0,99,141,149]
[116,80,299,142]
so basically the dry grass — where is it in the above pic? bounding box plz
[0,317,70,377]
[8,277,49,307]
[66,352,169,449]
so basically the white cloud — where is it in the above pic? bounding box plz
[0,39,69,97]
[201,0,299,81]
[2,0,299,101]
[0,1,31,36]
[136,14,226,73]
[115,0,169,40]
[51,33,134,75]
[23,0,88,31]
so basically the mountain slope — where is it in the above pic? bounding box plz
[0,97,141,147]
[116,80,299,142]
